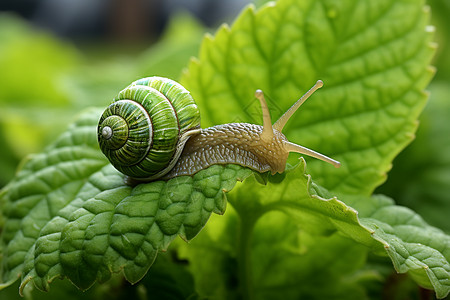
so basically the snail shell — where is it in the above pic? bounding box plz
[97,77,201,181]
[98,77,341,184]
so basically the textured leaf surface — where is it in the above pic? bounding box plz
[179,162,450,299]
[181,0,435,195]
[0,0,443,298]
[0,109,251,293]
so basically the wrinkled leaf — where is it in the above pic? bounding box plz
[0,252,198,300]
[178,161,450,299]
[0,109,251,294]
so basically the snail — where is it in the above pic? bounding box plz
[97,76,340,184]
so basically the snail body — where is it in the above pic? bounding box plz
[165,123,290,178]
[98,77,340,184]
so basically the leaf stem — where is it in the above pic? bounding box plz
[236,210,259,300]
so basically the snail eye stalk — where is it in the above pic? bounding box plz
[254,81,340,168]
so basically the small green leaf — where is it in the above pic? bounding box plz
[0,109,252,293]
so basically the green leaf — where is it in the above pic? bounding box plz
[0,109,252,293]
[178,162,450,299]
[376,82,450,232]
[0,253,198,300]
[177,210,375,300]
[0,0,442,297]
[181,0,435,195]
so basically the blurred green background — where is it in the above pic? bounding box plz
[0,0,449,232]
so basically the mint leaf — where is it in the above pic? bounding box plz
[0,109,251,293]
[181,0,435,195]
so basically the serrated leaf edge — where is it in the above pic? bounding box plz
[294,158,449,298]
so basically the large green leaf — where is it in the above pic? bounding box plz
[0,109,251,294]
[181,0,435,195]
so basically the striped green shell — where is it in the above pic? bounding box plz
[97,77,201,179]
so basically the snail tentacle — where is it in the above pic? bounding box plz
[273,80,323,132]
[284,141,341,168]
[254,89,274,142]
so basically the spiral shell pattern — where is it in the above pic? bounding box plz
[97,77,200,179]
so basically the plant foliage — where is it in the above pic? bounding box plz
[1,0,448,299]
